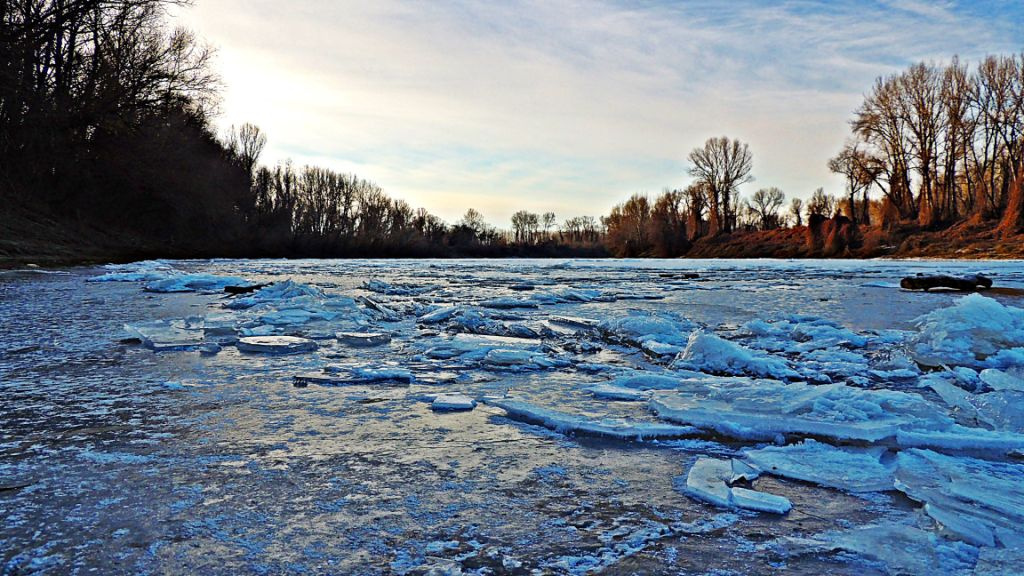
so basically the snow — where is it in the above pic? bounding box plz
[682,457,791,514]
[910,293,1024,369]
[743,440,896,492]
[672,332,800,380]
[487,398,699,440]
[236,336,318,354]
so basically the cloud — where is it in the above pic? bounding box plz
[172,0,1023,224]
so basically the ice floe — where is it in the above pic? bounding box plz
[894,449,1024,547]
[431,394,477,412]
[336,332,392,347]
[650,380,950,443]
[236,336,317,354]
[681,457,791,514]
[487,398,698,440]
[743,439,896,492]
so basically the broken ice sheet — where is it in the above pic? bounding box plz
[780,523,975,576]
[894,449,1024,548]
[486,398,698,440]
[681,457,791,514]
[650,380,950,443]
[743,439,896,493]
[236,335,317,354]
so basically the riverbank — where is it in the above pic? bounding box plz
[3,203,1022,269]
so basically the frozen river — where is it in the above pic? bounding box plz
[2,258,1024,575]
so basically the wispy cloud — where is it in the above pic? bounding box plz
[173,0,1023,224]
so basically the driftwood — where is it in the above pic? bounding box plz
[224,282,272,295]
[900,274,993,292]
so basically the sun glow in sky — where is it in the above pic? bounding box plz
[172,1,1023,226]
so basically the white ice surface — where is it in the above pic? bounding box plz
[743,439,896,492]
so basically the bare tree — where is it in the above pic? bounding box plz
[687,136,754,234]
[748,187,785,230]
[227,123,267,181]
[788,198,804,227]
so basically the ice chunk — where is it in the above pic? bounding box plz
[487,399,698,440]
[650,380,949,443]
[740,316,868,353]
[584,383,650,401]
[479,297,537,309]
[225,280,322,309]
[894,449,1024,547]
[259,305,341,326]
[781,524,945,575]
[417,306,460,325]
[359,297,401,321]
[979,368,1024,392]
[743,440,896,492]
[598,312,696,349]
[144,273,248,293]
[336,332,391,347]
[548,315,600,329]
[236,336,317,354]
[347,367,415,383]
[482,349,561,370]
[362,280,430,296]
[897,425,1024,456]
[974,547,1024,575]
[124,320,204,351]
[431,394,477,411]
[88,260,174,282]
[673,332,799,380]
[682,457,791,514]
[910,294,1024,369]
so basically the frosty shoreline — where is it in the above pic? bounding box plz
[3,258,1024,575]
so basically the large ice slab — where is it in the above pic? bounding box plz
[910,294,1024,369]
[894,449,1024,547]
[743,440,896,492]
[487,398,698,440]
[781,524,951,575]
[236,336,317,354]
[650,380,950,443]
[143,273,248,293]
[682,457,791,514]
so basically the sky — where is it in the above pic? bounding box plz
[171,0,1023,226]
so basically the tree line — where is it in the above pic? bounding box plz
[2,2,1020,261]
